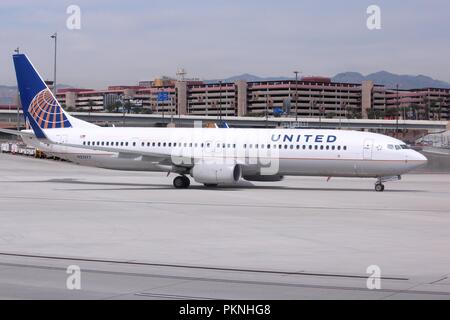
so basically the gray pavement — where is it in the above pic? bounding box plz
[0,153,450,299]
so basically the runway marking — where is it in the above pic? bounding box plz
[134,292,217,300]
[3,258,450,298]
[0,252,408,281]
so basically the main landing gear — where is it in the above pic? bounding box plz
[173,175,190,189]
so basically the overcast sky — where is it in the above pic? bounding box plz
[1,0,449,88]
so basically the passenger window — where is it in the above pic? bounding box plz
[343,146,347,151]
[163,142,167,147]
[83,141,86,146]
[320,145,324,150]
[168,143,172,147]
[309,145,312,150]
[267,144,271,149]
[331,146,335,150]
[290,145,294,149]
[326,146,329,150]
[296,145,300,149]
[302,145,306,150]
[314,145,318,150]
[133,142,136,147]
[337,146,341,150]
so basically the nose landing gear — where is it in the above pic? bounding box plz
[173,175,190,189]
[374,175,401,192]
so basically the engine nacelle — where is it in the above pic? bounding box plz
[191,163,242,185]
[243,175,284,182]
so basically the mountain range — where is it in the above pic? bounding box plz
[219,71,450,90]
[331,71,450,90]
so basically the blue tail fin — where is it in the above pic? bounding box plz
[13,54,72,138]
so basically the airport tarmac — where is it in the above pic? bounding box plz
[0,152,450,299]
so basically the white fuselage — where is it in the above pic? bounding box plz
[21,127,427,178]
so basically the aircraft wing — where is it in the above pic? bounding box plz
[58,141,202,168]
[0,128,35,138]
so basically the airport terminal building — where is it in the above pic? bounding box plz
[55,77,450,120]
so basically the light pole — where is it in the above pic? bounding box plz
[51,32,57,94]
[396,84,399,136]
[14,47,20,130]
[218,80,223,122]
[293,71,300,122]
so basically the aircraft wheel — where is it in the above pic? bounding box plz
[173,176,190,189]
[375,183,385,192]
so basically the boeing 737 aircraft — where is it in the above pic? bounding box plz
[1,54,427,191]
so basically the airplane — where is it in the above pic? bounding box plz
[0,53,428,192]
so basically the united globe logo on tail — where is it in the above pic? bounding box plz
[28,88,72,129]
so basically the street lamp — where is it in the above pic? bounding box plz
[50,32,57,94]
[293,71,300,122]
[218,80,223,122]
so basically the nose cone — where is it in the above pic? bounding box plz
[413,151,428,168]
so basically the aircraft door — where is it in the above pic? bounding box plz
[363,139,373,160]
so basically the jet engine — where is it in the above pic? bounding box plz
[191,163,242,185]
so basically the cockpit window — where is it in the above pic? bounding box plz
[387,144,394,150]
[400,144,410,149]
[395,145,401,150]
